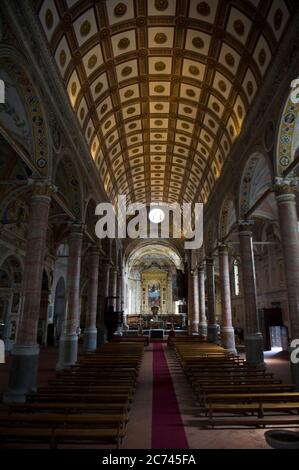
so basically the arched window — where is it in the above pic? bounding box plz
[233,260,240,296]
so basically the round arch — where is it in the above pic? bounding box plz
[54,154,84,221]
[0,46,52,177]
[204,220,217,256]
[84,197,98,239]
[0,249,24,274]
[125,240,184,272]
[238,151,273,218]
[218,194,237,240]
[275,78,299,176]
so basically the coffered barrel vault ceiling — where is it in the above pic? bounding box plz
[37,0,293,205]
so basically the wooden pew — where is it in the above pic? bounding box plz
[0,426,124,448]
[10,402,128,415]
[0,412,127,430]
[111,336,149,346]
[0,340,145,449]
[198,416,299,429]
[172,338,299,428]
[207,401,299,419]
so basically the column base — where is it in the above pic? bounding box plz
[97,327,107,346]
[4,338,14,353]
[290,344,299,391]
[83,327,97,353]
[3,344,39,403]
[245,333,265,368]
[221,326,237,354]
[198,322,207,337]
[115,324,124,336]
[207,324,218,343]
[56,334,78,370]
[191,322,199,335]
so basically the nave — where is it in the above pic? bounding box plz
[1,0,299,451]
[0,337,298,449]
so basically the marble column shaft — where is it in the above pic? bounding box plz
[238,225,259,334]
[275,187,299,389]
[116,271,123,312]
[99,261,111,320]
[83,247,100,351]
[192,270,199,333]
[219,244,236,353]
[6,189,51,402]
[198,265,207,336]
[57,225,83,369]
[17,193,51,345]
[97,260,111,345]
[187,270,194,334]
[64,228,83,335]
[109,267,118,310]
[276,190,299,339]
[206,257,218,343]
[239,222,264,366]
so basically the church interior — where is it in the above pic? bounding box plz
[0,0,299,450]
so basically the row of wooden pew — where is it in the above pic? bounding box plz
[112,335,150,346]
[0,341,144,448]
[172,338,299,429]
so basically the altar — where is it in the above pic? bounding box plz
[127,313,186,330]
[150,329,164,339]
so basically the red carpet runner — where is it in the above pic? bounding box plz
[152,343,189,449]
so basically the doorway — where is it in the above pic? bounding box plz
[260,308,288,351]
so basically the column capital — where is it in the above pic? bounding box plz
[205,256,214,265]
[218,243,229,254]
[28,178,57,198]
[88,245,101,257]
[69,223,85,238]
[274,177,298,196]
[238,219,254,233]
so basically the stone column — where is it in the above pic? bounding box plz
[239,221,264,367]
[57,224,83,369]
[191,269,199,334]
[275,180,299,388]
[187,269,193,334]
[167,271,173,315]
[115,269,123,335]
[109,267,118,310]
[123,273,127,313]
[122,273,128,326]
[198,264,207,337]
[97,259,111,345]
[219,244,236,353]
[5,184,51,402]
[206,257,218,343]
[83,246,100,352]
[116,269,122,312]
[136,276,141,314]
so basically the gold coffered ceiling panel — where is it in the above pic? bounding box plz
[37,0,293,205]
